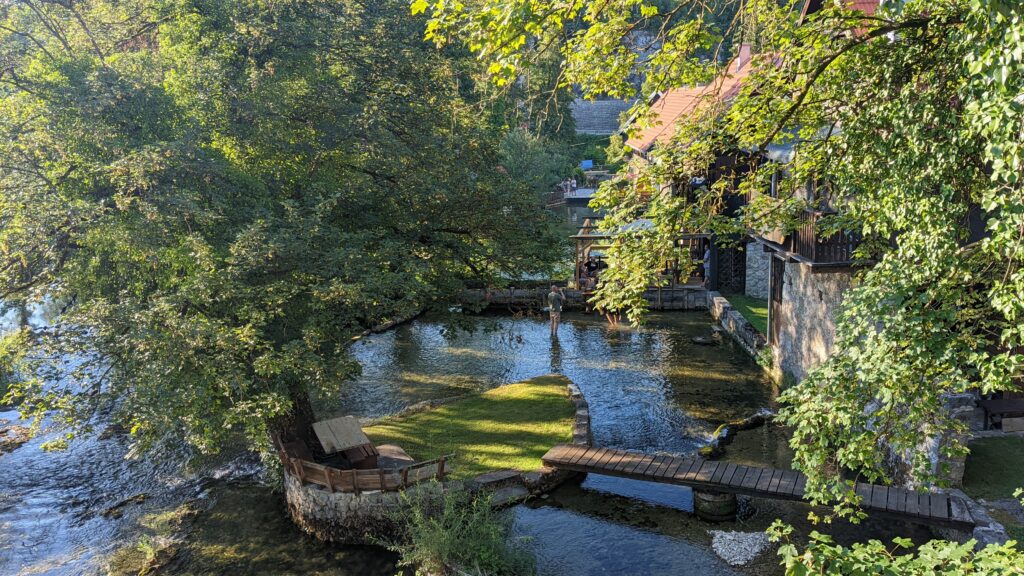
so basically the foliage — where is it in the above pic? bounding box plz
[416,0,1024,519]
[382,486,535,576]
[0,0,561,460]
[364,375,575,479]
[769,522,1024,576]
[499,129,574,199]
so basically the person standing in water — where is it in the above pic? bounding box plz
[547,285,565,336]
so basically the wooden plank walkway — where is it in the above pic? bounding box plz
[542,444,975,530]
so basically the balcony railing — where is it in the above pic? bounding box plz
[792,210,860,264]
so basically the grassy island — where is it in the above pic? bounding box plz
[364,375,575,480]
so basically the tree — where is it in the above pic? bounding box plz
[0,0,560,459]
[414,0,1024,524]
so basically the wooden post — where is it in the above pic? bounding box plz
[438,456,447,480]
[325,468,335,493]
[379,468,386,491]
[401,467,409,487]
[350,469,360,495]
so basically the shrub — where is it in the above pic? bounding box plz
[382,486,535,576]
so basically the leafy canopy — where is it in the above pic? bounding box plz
[415,0,1024,518]
[0,0,560,458]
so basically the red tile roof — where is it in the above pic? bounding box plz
[625,55,754,153]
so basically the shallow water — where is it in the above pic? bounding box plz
[0,311,932,575]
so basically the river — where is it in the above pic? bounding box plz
[0,311,931,575]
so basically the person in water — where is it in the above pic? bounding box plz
[547,285,565,336]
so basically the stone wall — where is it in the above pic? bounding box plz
[707,291,767,359]
[744,242,770,299]
[772,264,853,383]
[570,98,634,135]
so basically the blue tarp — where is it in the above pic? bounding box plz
[580,159,594,170]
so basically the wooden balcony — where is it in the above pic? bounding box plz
[791,210,859,265]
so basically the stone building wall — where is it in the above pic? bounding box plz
[570,98,635,135]
[772,264,853,383]
[744,242,770,299]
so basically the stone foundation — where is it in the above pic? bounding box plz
[744,242,770,299]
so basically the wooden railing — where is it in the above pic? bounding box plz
[275,439,451,493]
[791,210,860,264]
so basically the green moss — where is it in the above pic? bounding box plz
[963,436,1024,500]
[364,375,575,480]
[722,293,768,335]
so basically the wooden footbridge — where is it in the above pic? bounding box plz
[542,444,975,530]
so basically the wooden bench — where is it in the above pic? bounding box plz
[978,399,1024,430]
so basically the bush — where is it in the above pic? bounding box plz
[770,522,1024,575]
[383,486,535,576]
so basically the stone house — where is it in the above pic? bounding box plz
[619,0,880,385]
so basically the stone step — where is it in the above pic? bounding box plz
[489,485,531,508]
[470,469,524,490]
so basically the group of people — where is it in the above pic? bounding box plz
[560,178,578,194]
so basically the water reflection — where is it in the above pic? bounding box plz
[344,312,774,456]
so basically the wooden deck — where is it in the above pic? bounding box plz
[542,444,975,530]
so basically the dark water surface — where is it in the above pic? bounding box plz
[0,311,932,576]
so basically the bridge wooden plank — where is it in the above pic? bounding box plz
[612,452,638,473]
[929,493,950,520]
[727,465,750,488]
[605,452,627,471]
[710,462,731,484]
[624,453,650,474]
[652,456,673,478]
[632,454,658,476]
[656,457,680,478]
[855,483,872,506]
[567,446,591,465]
[755,469,775,492]
[720,463,740,485]
[664,458,687,479]
[645,456,670,478]
[870,485,889,511]
[767,470,785,494]
[675,459,702,481]
[554,445,583,464]
[581,446,602,463]
[594,448,618,469]
[695,461,718,483]
[793,475,808,497]
[778,471,798,496]
[757,469,773,493]
[742,467,763,490]
[887,488,903,513]
[905,491,921,516]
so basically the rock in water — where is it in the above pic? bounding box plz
[709,530,771,566]
[0,424,30,454]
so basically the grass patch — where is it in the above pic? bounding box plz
[364,375,575,480]
[723,293,768,335]
[963,436,1024,500]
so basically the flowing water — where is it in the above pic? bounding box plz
[0,311,932,575]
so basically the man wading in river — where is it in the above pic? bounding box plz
[547,285,565,336]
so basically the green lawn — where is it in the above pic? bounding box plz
[962,436,1024,500]
[724,293,769,335]
[364,375,575,480]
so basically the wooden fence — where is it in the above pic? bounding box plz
[274,439,451,494]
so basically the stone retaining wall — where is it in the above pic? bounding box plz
[706,291,767,359]
[282,378,592,544]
